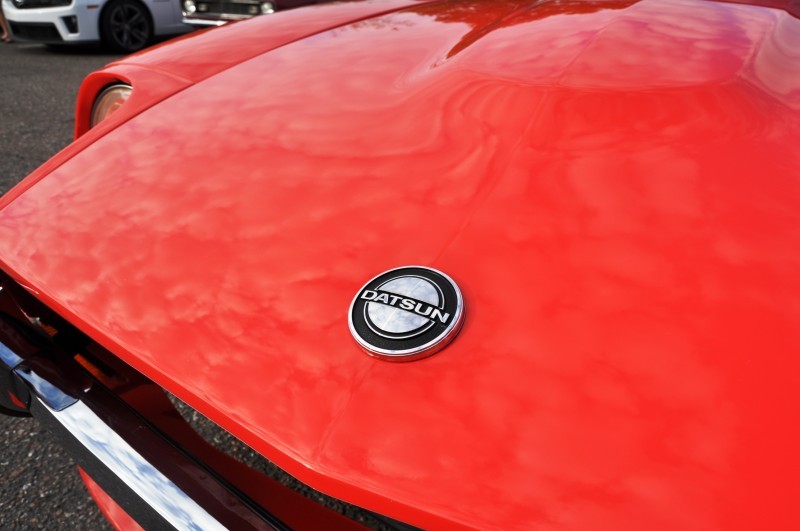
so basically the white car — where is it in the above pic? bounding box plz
[2,0,190,52]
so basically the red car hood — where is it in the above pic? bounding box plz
[2,0,800,528]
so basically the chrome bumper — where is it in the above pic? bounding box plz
[0,289,284,530]
[8,359,284,530]
[182,16,229,26]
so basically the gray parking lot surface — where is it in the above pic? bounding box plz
[0,42,121,192]
[1,41,121,531]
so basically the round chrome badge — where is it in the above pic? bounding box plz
[348,266,465,361]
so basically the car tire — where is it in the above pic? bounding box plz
[100,0,153,53]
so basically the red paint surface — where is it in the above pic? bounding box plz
[79,468,144,531]
[2,0,800,528]
[70,1,436,139]
[7,391,26,409]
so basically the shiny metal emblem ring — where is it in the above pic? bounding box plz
[348,266,465,361]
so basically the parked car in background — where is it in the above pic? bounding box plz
[2,0,190,52]
[182,0,329,27]
[1,0,799,529]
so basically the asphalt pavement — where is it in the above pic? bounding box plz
[0,40,121,531]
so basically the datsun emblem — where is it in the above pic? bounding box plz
[348,266,465,361]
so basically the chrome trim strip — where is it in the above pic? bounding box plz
[22,374,285,530]
[46,399,226,531]
[25,377,284,530]
[0,321,285,530]
[0,342,22,368]
[15,366,78,410]
[182,17,230,26]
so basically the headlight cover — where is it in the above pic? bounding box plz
[90,84,132,128]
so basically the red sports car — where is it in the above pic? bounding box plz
[1,0,799,529]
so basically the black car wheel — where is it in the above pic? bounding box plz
[100,0,153,53]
